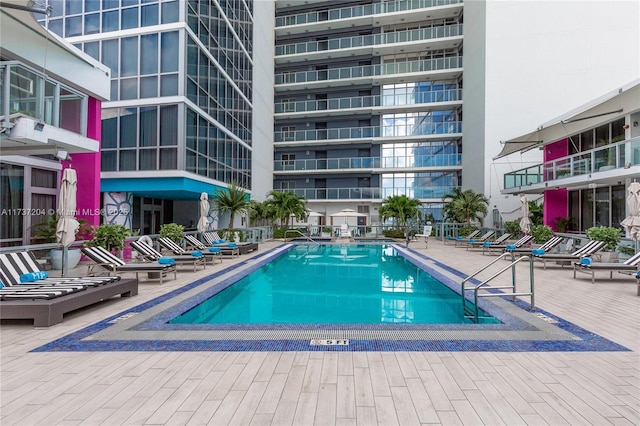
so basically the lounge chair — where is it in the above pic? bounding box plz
[0,251,137,327]
[202,231,227,246]
[507,236,564,256]
[82,246,177,284]
[182,235,224,264]
[462,230,497,249]
[482,234,534,255]
[135,239,207,271]
[573,251,640,284]
[532,240,606,269]
[201,232,258,255]
[449,229,481,246]
[467,232,511,252]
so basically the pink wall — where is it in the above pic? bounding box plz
[543,138,569,229]
[66,97,102,228]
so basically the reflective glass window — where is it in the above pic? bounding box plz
[121,7,138,29]
[65,16,82,37]
[84,13,100,34]
[161,32,179,72]
[102,10,118,31]
[85,0,100,12]
[120,36,138,77]
[140,34,158,74]
[162,1,179,23]
[141,4,159,26]
[140,76,158,98]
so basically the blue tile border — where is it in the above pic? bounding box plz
[31,244,631,353]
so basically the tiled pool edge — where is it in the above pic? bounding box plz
[31,244,631,353]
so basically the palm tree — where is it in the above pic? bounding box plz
[247,200,277,226]
[212,182,250,230]
[265,190,308,227]
[441,188,489,225]
[379,194,422,229]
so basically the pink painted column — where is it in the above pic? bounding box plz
[543,139,569,229]
[66,97,102,228]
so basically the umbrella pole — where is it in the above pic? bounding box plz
[61,246,68,277]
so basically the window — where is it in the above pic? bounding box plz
[281,181,296,190]
[282,154,296,167]
[282,126,296,141]
[282,71,295,83]
[282,98,296,112]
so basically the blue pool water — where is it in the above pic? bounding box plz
[170,245,497,325]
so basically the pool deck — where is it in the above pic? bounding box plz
[1,239,638,425]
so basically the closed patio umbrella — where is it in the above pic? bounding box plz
[56,168,80,277]
[197,192,210,233]
[621,181,640,252]
[519,195,531,234]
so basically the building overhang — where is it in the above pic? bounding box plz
[494,79,640,160]
[100,174,230,201]
[0,115,99,155]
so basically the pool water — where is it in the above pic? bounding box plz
[170,245,497,325]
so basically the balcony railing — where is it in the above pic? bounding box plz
[503,137,640,189]
[275,122,462,142]
[275,89,462,113]
[0,61,87,134]
[275,57,463,85]
[293,187,381,200]
[276,0,463,27]
[274,154,462,171]
[276,24,463,56]
[290,185,459,200]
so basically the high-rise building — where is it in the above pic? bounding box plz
[273,0,464,226]
[38,0,266,233]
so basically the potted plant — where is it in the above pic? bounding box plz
[586,226,621,261]
[88,224,130,255]
[31,214,94,270]
[530,224,553,244]
[160,223,184,243]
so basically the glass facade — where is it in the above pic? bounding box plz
[44,0,254,194]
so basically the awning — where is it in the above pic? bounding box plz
[494,79,640,160]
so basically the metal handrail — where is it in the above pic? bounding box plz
[461,253,535,322]
[284,229,320,244]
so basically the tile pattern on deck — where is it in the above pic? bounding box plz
[2,240,639,425]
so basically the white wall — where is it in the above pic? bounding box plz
[471,0,640,223]
[251,0,276,202]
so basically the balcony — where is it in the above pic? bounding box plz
[275,57,463,91]
[275,89,462,117]
[0,61,96,156]
[276,0,463,31]
[275,122,462,144]
[293,187,381,200]
[503,137,640,191]
[275,24,463,62]
[274,154,462,172]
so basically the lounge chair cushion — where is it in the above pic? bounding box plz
[209,247,221,253]
[20,271,49,283]
[580,257,592,265]
[158,257,176,265]
[532,249,545,255]
[191,251,203,257]
[505,244,516,250]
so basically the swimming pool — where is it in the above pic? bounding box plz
[170,244,498,325]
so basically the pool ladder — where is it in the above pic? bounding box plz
[461,253,535,323]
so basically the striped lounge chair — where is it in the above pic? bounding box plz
[132,239,207,271]
[82,246,177,284]
[573,251,640,284]
[0,251,137,327]
[532,240,606,269]
[183,235,223,263]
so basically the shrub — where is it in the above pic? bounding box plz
[530,225,553,244]
[586,226,621,251]
[458,226,478,237]
[88,224,130,251]
[504,221,522,238]
[160,223,184,243]
[382,230,405,239]
[553,216,576,232]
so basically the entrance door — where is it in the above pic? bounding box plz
[142,205,161,235]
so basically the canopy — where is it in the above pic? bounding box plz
[56,168,79,247]
[494,79,640,159]
[621,181,640,242]
[519,195,531,234]
[197,192,210,232]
